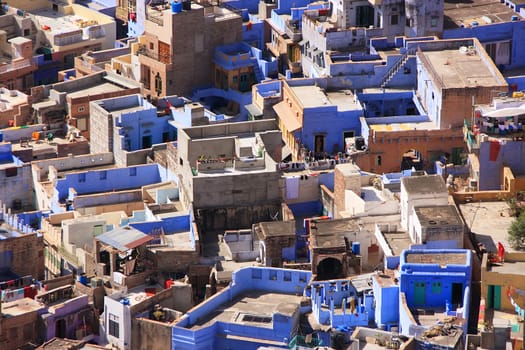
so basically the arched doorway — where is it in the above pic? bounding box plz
[316,257,343,280]
[401,149,423,171]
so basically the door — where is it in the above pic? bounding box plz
[142,135,152,149]
[493,285,501,310]
[451,283,463,307]
[414,282,426,305]
[315,135,325,154]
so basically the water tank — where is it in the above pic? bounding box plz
[171,1,182,13]
[120,298,130,305]
[511,15,519,21]
[471,21,479,27]
[0,131,3,142]
[351,242,361,255]
[182,0,191,11]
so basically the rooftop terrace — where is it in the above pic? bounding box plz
[187,290,302,330]
[418,46,503,89]
[444,0,523,29]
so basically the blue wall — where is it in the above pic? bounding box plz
[116,99,174,151]
[54,164,161,202]
[301,105,363,154]
[172,267,311,350]
[443,20,525,70]
[372,276,399,327]
[478,140,525,190]
[399,249,472,309]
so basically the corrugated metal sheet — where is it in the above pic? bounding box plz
[96,226,153,251]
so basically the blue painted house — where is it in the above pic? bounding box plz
[171,267,312,349]
[308,279,374,329]
[398,249,472,336]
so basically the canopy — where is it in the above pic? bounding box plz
[483,107,525,118]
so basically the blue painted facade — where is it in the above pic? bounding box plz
[308,279,374,328]
[114,95,176,151]
[358,90,424,119]
[51,164,162,212]
[478,140,525,190]
[171,267,312,350]
[372,275,399,328]
[243,16,265,50]
[33,54,60,85]
[301,104,363,155]
[398,249,472,335]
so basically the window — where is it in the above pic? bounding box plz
[376,155,382,166]
[179,158,183,166]
[432,282,442,294]
[130,167,137,176]
[78,106,85,113]
[108,313,119,338]
[5,167,17,177]
[391,14,398,25]
[283,271,291,281]
[154,73,162,96]
[24,29,30,36]
[149,42,154,50]
[99,171,107,180]
[78,173,86,183]
[77,118,87,131]
[431,16,438,28]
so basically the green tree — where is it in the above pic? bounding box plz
[508,213,525,249]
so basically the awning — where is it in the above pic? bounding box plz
[273,101,302,132]
[483,107,525,118]
[245,103,263,118]
[96,226,154,252]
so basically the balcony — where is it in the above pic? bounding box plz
[285,19,302,42]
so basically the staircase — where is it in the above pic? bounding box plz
[252,61,265,82]
[380,50,411,88]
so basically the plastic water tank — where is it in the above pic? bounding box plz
[351,242,361,255]
[171,1,182,13]
[0,131,3,142]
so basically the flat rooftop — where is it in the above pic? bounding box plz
[187,290,302,330]
[419,48,502,89]
[31,7,105,38]
[1,297,44,317]
[459,201,516,253]
[149,231,194,251]
[326,90,362,111]
[382,231,412,256]
[67,82,124,99]
[444,0,523,29]
[112,283,164,307]
[368,120,439,132]
[314,218,361,235]
[256,221,295,238]
[0,88,28,108]
[405,252,468,265]
[372,272,398,288]
[488,260,525,274]
[414,205,463,227]
[401,174,447,195]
